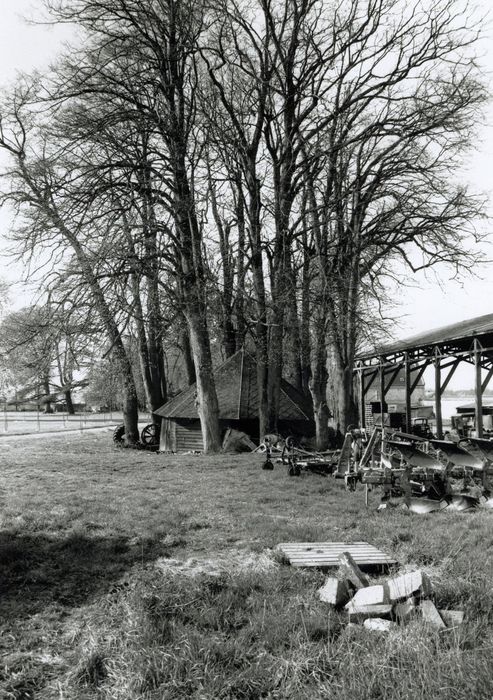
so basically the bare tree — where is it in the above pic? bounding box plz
[0,0,485,448]
[46,0,222,450]
[0,86,142,440]
[301,0,487,430]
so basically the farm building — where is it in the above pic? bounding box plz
[156,348,314,452]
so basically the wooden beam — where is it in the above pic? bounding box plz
[410,361,430,394]
[379,360,385,424]
[481,350,493,367]
[362,368,379,398]
[481,366,493,394]
[434,351,443,440]
[439,357,465,370]
[475,339,483,438]
[384,364,402,395]
[440,360,460,395]
[359,370,366,429]
[404,352,412,434]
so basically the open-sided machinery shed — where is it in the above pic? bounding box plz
[355,313,493,438]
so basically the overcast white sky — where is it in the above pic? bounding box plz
[0,0,492,389]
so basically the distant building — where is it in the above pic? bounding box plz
[365,368,426,406]
[363,368,430,428]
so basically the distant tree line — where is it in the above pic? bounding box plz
[0,0,487,448]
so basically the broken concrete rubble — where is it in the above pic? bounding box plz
[439,610,464,627]
[317,562,464,634]
[346,602,393,622]
[318,577,351,607]
[363,618,395,632]
[346,584,388,608]
[394,598,417,623]
[387,570,432,602]
[420,599,447,629]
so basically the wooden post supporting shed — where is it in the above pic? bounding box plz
[404,352,412,434]
[434,349,443,440]
[474,338,484,438]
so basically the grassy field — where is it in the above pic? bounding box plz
[1,433,493,699]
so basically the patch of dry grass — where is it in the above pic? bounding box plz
[0,432,493,698]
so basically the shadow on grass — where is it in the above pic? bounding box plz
[0,529,172,616]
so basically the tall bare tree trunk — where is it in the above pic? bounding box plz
[123,200,167,424]
[180,322,196,386]
[64,389,75,415]
[142,155,168,418]
[172,147,220,451]
[43,377,53,414]
[309,305,330,450]
[234,176,247,351]
[209,168,236,358]
[247,177,269,439]
[160,0,221,451]
[34,195,141,442]
[300,227,312,395]
[283,260,303,392]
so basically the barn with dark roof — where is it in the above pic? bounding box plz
[156,348,314,452]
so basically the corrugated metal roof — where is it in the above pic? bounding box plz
[358,312,493,360]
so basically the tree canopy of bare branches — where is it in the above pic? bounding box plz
[0,0,487,447]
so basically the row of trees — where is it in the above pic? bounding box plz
[0,301,133,412]
[0,0,487,449]
[0,300,184,412]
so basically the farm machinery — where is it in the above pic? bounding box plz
[261,434,341,476]
[340,426,493,511]
[113,422,160,450]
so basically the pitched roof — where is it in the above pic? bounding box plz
[358,312,493,360]
[156,348,313,421]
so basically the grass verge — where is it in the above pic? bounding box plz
[0,432,492,698]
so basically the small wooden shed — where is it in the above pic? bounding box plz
[156,348,314,452]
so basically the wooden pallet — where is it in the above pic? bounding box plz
[277,541,395,569]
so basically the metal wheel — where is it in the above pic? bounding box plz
[141,423,160,446]
[288,461,301,477]
[113,425,126,445]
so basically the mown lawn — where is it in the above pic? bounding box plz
[1,431,493,699]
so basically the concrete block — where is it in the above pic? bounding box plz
[439,610,464,628]
[318,577,350,607]
[346,584,387,609]
[387,570,432,602]
[363,618,395,632]
[420,599,446,629]
[338,552,369,590]
[346,602,393,622]
[395,598,417,623]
